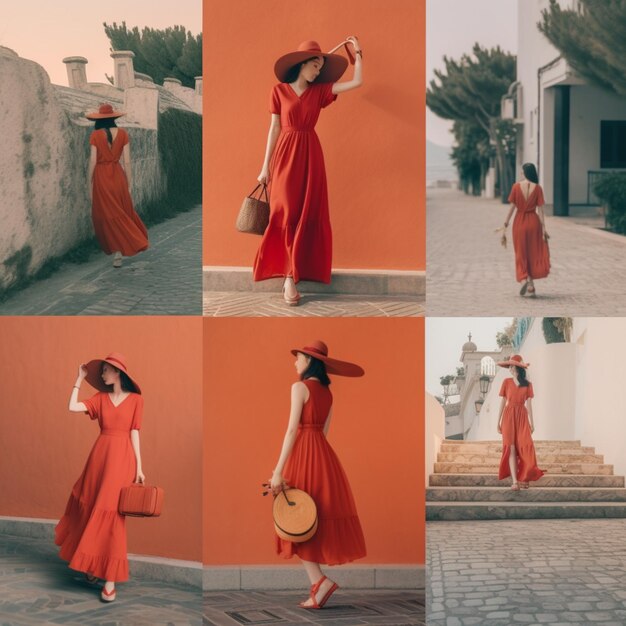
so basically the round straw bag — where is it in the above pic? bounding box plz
[273,488,318,543]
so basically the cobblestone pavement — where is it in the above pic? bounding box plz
[427,188,626,316]
[0,206,201,316]
[204,590,425,625]
[427,519,626,626]
[203,292,424,317]
[0,533,201,625]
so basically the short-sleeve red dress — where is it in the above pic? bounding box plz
[498,378,544,483]
[277,379,366,565]
[55,391,143,582]
[90,128,149,257]
[253,82,337,284]
[508,182,550,282]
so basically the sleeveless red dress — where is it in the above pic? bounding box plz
[277,379,366,565]
[253,82,337,284]
[55,391,143,582]
[90,128,149,257]
[509,182,550,282]
[498,378,544,482]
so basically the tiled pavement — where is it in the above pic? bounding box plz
[427,188,626,316]
[204,590,425,625]
[0,206,202,316]
[203,292,425,317]
[0,533,201,625]
[427,518,626,625]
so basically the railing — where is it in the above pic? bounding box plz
[513,317,533,350]
[588,169,626,205]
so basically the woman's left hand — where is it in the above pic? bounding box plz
[543,231,550,241]
[135,470,145,484]
[529,424,535,434]
[346,35,361,53]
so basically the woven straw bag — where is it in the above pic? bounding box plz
[236,183,270,235]
[272,488,318,543]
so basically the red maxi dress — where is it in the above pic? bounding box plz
[277,379,366,564]
[498,378,544,483]
[55,391,143,582]
[253,82,337,284]
[90,128,149,256]
[509,182,550,282]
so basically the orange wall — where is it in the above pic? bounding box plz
[0,317,202,562]
[203,318,424,565]
[203,0,425,271]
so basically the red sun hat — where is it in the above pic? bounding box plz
[497,354,530,369]
[85,103,125,120]
[84,352,141,394]
[274,40,349,83]
[291,340,364,377]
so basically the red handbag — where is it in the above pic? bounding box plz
[118,483,164,517]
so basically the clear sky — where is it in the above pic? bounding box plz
[425,317,513,397]
[427,0,518,147]
[1,1,201,86]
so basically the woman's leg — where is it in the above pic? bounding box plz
[299,559,337,607]
[508,445,518,485]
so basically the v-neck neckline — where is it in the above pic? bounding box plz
[101,128,121,151]
[287,83,310,99]
[519,182,537,203]
[107,391,131,409]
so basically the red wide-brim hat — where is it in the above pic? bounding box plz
[274,40,349,83]
[85,103,125,120]
[84,352,141,394]
[291,340,364,377]
[497,354,529,369]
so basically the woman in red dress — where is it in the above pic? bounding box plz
[55,353,145,603]
[86,104,149,268]
[502,163,550,297]
[270,341,366,609]
[496,354,544,490]
[254,38,363,305]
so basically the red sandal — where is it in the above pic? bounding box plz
[298,575,339,609]
[101,586,116,603]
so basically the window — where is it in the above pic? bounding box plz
[600,121,626,168]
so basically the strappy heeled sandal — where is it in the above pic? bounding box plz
[282,279,301,307]
[510,483,521,491]
[298,575,339,609]
[101,586,116,602]
[519,281,529,296]
[527,284,536,298]
[85,573,98,584]
[520,482,530,490]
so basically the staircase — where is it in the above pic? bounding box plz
[427,439,626,521]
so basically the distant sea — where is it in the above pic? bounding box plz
[427,140,457,186]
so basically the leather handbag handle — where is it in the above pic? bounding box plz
[249,183,269,202]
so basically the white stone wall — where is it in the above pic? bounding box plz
[0,49,164,290]
[426,393,445,487]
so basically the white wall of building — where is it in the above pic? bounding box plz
[426,393,445,487]
[572,319,626,477]
[569,85,626,204]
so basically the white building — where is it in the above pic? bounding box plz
[503,0,626,214]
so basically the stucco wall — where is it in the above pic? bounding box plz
[0,48,165,291]
[426,393,444,486]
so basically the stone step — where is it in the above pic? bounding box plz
[428,473,625,488]
[433,462,614,475]
[441,440,582,447]
[436,453,604,464]
[426,501,626,521]
[439,444,595,455]
[426,487,626,502]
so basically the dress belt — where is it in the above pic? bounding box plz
[281,126,314,132]
[100,428,129,437]
[505,403,526,407]
[299,424,324,430]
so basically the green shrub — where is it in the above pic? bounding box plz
[542,317,566,344]
[594,173,626,234]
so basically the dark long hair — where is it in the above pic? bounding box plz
[522,162,539,184]
[301,355,331,387]
[94,117,117,146]
[283,56,324,83]
[513,366,530,388]
[101,363,135,392]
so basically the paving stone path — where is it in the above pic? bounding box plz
[204,589,425,625]
[427,188,626,316]
[0,206,202,316]
[427,518,626,625]
[0,533,201,625]
[203,292,424,317]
